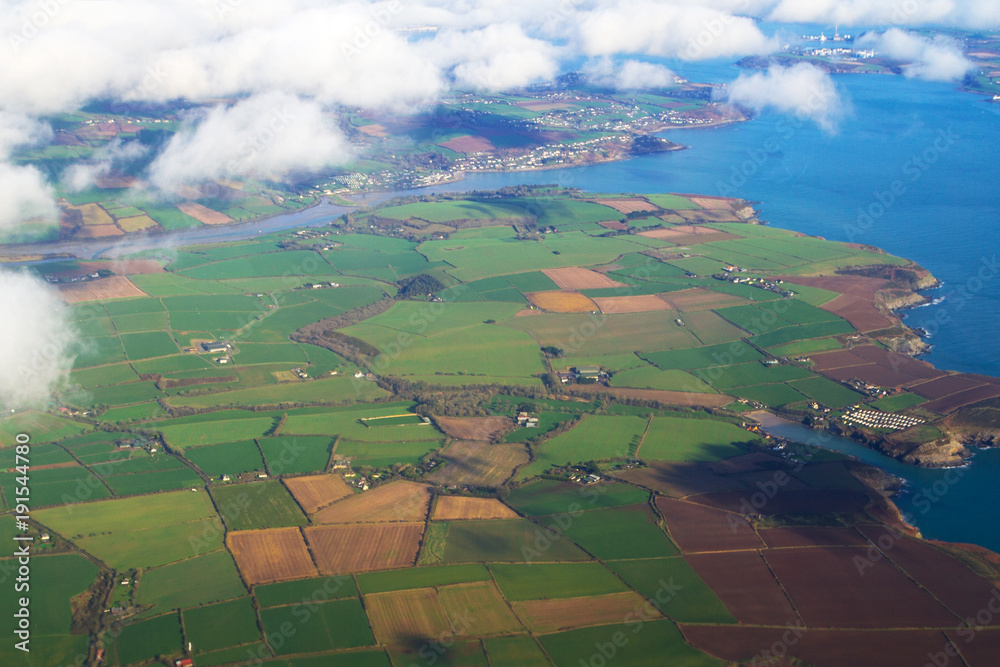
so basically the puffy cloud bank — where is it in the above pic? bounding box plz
[860,29,974,81]
[148,93,353,190]
[724,63,846,132]
[0,269,77,412]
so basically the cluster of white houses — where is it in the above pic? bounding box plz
[842,409,924,432]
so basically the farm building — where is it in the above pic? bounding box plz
[575,366,602,380]
[201,341,230,353]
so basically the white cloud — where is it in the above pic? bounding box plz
[723,62,846,132]
[584,58,678,90]
[148,93,353,190]
[0,162,57,233]
[860,29,974,82]
[423,24,561,91]
[62,139,151,192]
[576,1,776,60]
[0,269,77,412]
[763,0,1000,29]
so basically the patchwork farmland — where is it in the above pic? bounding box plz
[5,189,995,667]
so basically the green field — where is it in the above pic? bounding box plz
[638,415,754,462]
[210,480,308,530]
[259,598,374,655]
[539,619,722,667]
[537,505,678,560]
[355,564,492,595]
[505,480,649,516]
[187,439,267,476]
[642,341,763,370]
[183,597,262,654]
[114,612,184,665]
[137,550,247,613]
[490,562,628,601]
[788,376,866,409]
[517,415,648,479]
[259,435,336,474]
[606,557,736,624]
[437,519,591,563]
[484,635,552,667]
[870,392,928,411]
[255,575,359,607]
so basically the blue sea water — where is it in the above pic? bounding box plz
[415,65,1000,551]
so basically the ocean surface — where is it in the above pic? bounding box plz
[412,61,1000,551]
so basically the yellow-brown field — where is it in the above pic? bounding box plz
[425,441,529,488]
[434,415,512,441]
[284,474,353,514]
[312,480,431,523]
[227,527,318,585]
[176,201,233,225]
[593,294,673,314]
[66,202,114,226]
[365,587,453,644]
[116,215,158,232]
[526,291,599,313]
[438,582,524,635]
[542,266,628,290]
[59,276,147,303]
[660,288,748,312]
[431,496,519,521]
[513,591,658,633]
[305,523,423,574]
[74,225,124,238]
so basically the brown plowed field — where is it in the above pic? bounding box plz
[781,275,901,331]
[312,480,431,523]
[922,384,1000,413]
[709,452,788,475]
[305,523,423,574]
[227,528,318,584]
[284,474,353,514]
[439,135,495,153]
[586,198,658,214]
[597,220,629,231]
[809,349,871,371]
[859,527,1000,625]
[681,626,955,667]
[763,546,958,628]
[526,291,599,313]
[685,489,870,516]
[434,416,512,441]
[425,441,529,488]
[568,384,732,408]
[176,201,233,225]
[542,267,628,290]
[685,551,798,625]
[612,461,749,498]
[365,587,452,644]
[819,293,894,331]
[432,496,518,521]
[79,260,164,275]
[514,591,655,633]
[593,294,673,314]
[851,345,945,380]
[910,374,991,400]
[758,526,870,549]
[946,629,1000,666]
[59,276,147,303]
[655,497,763,553]
[439,582,524,635]
[357,124,388,137]
[659,288,747,311]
